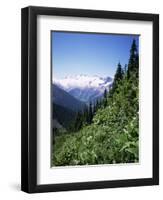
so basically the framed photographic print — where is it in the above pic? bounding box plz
[21,6,159,193]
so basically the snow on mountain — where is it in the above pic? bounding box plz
[53,74,113,103]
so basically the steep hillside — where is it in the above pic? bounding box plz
[52,84,86,112]
[53,103,76,130]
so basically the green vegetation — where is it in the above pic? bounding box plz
[52,39,139,166]
[53,103,76,130]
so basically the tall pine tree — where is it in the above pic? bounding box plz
[103,89,107,107]
[73,111,83,131]
[109,62,123,97]
[88,102,93,124]
[127,39,139,78]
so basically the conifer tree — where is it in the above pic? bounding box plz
[96,99,99,110]
[104,89,107,99]
[103,89,107,107]
[109,62,123,96]
[88,102,93,124]
[74,111,83,131]
[93,101,97,114]
[127,39,139,78]
[84,106,89,125]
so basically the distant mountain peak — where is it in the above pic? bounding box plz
[54,74,112,89]
[53,74,113,103]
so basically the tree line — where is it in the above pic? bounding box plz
[72,89,108,132]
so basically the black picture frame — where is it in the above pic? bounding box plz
[21,6,159,193]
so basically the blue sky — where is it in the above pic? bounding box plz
[52,31,139,79]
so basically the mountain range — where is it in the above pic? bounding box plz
[52,75,113,130]
[54,74,113,103]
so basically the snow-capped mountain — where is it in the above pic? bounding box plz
[54,74,113,103]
